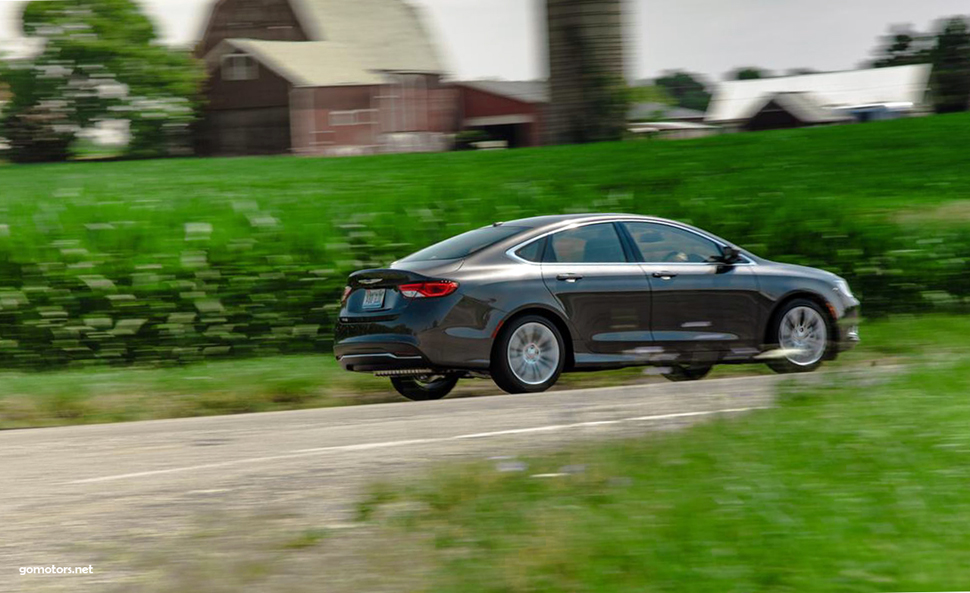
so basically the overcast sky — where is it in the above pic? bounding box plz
[0,0,967,83]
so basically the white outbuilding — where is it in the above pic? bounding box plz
[706,65,933,130]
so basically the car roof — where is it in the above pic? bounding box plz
[494,213,755,256]
[468,213,761,264]
[499,213,668,231]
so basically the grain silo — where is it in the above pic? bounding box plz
[545,0,627,145]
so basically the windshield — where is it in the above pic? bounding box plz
[400,226,527,262]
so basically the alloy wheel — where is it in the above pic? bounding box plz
[507,322,561,385]
[778,306,827,366]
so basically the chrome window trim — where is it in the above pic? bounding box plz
[505,218,755,266]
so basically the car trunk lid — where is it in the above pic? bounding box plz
[342,261,461,317]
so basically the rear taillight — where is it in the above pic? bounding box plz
[398,281,459,299]
[340,286,352,305]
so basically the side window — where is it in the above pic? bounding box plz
[546,223,627,264]
[624,222,721,263]
[515,238,544,263]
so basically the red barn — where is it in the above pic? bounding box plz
[196,0,457,156]
[454,81,548,148]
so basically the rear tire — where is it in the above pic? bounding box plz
[766,299,830,374]
[390,375,459,401]
[663,364,713,382]
[491,315,565,394]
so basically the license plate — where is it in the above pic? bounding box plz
[362,289,386,310]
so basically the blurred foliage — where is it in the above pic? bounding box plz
[585,74,630,142]
[654,70,712,112]
[931,16,970,114]
[2,103,74,163]
[0,114,968,368]
[626,83,674,105]
[870,24,934,68]
[728,66,773,80]
[0,0,205,162]
[869,16,970,113]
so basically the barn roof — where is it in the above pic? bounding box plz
[456,80,550,104]
[706,64,932,123]
[208,39,385,87]
[753,92,853,124]
[290,0,445,73]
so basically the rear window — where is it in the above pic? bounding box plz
[515,239,544,262]
[400,226,527,262]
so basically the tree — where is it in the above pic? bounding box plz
[930,16,970,113]
[0,0,204,162]
[870,24,932,68]
[628,82,674,105]
[729,67,772,81]
[786,68,820,76]
[868,18,970,113]
[654,71,712,112]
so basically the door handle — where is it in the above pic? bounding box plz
[652,271,678,280]
[557,273,584,283]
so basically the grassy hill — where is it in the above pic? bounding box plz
[0,114,968,367]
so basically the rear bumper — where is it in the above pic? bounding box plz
[334,339,434,372]
[337,352,430,373]
[334,295,499,373]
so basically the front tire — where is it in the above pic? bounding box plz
[492,315,565,394]
[766,299,830,374]
[390,375,459,401]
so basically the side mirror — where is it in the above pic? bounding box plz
[718,245,741,264]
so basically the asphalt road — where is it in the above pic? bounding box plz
[0,371,873,591]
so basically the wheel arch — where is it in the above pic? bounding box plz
[492,306,576,370]
[763,291,838,355]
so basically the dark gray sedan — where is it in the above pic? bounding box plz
[335,214,860,400]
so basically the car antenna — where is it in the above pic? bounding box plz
[493,221,504,227]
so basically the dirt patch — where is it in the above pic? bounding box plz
[896,200,970,225]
